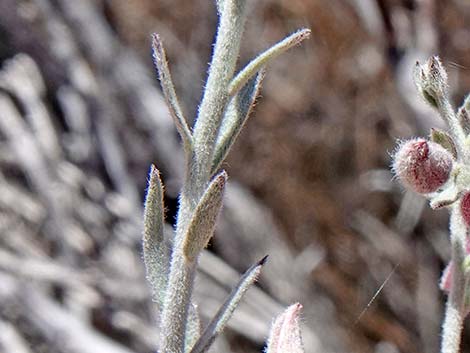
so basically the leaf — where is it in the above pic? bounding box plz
[142,165,170,307]
[430,128,457,158]
[152,34,193,154]
[211,70,264,173]
[228,28,311,96]
[183,171,228,262]
[189,255,268,353]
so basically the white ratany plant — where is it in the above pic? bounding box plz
[392,56,470,353]
[142,1,310,352]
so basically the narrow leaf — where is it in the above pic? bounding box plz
[228,28,311,96]
[183,171,228,262]
[152,34,193,153]
[265,303,305,353]
[211,70,264,173]
[189,255,268,353]
[430,128,457,158]
[143,165,169,307]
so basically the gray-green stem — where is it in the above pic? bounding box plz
[158,2,248,352]
[191,0,248,193]
[441,206,467,353]
[438,98,468,163]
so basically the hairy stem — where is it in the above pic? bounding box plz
[438,99,468,163]
[441,207,466,353]
[159,252,197,353]
[191,0,248,193]
[158,3,248,352]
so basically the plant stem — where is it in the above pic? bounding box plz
[441,206,466,353]
[439,99,468,163]
[158,2,248,352]
[191,0,248,193]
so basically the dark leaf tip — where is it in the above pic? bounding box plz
[258,254,269,266]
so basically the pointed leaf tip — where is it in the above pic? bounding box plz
[259,254,269,266]
[228,27,311,96]
[144,164,164,243]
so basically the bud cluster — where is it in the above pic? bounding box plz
[392,56,470,353]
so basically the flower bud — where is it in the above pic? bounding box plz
[265,303,304,353]
[461,193,470,227]
[393,138,453,194]
[413,56,449,108]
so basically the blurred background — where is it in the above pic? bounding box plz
[1,0,470,352]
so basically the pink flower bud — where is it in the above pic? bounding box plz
[461,193,470,226]
[265,303,304,353]
[393,138,453,194]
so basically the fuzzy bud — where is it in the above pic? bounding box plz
[265,303,304,353]
[461,193,470,227]
[413,56,449,108]
[393,138,453,194]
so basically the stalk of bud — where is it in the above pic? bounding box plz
[393,138,453,194]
